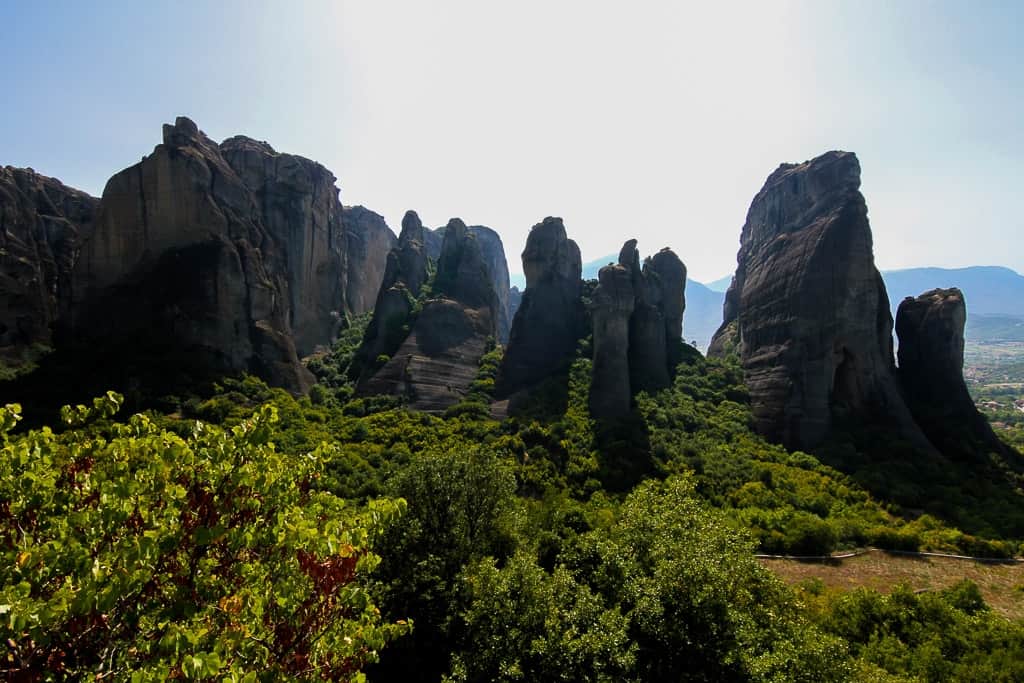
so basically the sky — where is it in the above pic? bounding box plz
[1,0,1021,282]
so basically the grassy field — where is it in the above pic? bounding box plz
[762,550,1024,620]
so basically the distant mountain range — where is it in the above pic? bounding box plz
[513,263,1024,349]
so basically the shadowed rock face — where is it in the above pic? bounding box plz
[426,223,512,342]
[896,288,1005,456]
[354,210,429,381]
[497,217,584,396]
[590,257,636,419]
[73,117,318,393]
[590,240,686,419]
[342,206,397,314]
[359,217,498,411]
[220,135,352,355]
[0,167,98,364]
[709,151,927,450]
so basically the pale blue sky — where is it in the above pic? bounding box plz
[1,1,1020,281]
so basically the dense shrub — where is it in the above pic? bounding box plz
[0,395,408,680]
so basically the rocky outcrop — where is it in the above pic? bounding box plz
[425,223,511,342]
[353,210,429,380]
[342,206,397,314]
[896,288,1004,455]
[0,166,97,365]
[590,253,637,419]
[708,151,927,451]
[497,217,584,396]
[589,240,686,419]
[219,135,352,355]
[359,218,498,411]
[73,117,319,393]
[465,226,512,342]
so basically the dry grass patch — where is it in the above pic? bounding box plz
[761,549,1024,620]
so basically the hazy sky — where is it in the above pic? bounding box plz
[1,1,1020,281]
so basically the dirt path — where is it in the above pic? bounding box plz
[760,549,1024,620]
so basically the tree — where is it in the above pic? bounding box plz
[0,394,409,681]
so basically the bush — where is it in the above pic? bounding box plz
[0,395,409,680]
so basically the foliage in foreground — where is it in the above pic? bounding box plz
[0,394,409,681]
[451,476,850,683]
[804,580,1024,682]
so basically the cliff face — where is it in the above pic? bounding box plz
[219,135,351,355]
[426,223,512,342]
[896,288,1006,456]
[73,117,361,393]
[342,206,397,315]
[353,210,430,381]
[47,117,398,395]
[497,217,584,396]
[0,166,98,364]
[358,217,498,411]
[709,151,927,450]
[590,240,686,419]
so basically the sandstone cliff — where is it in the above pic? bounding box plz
[497,217,584,396]
[708,151,927,450]
[0,166,97,368]
[342,206,398,314]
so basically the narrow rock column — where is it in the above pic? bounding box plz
[497,217,584,396]
[896,288,1005,456]
[590,262,636,419]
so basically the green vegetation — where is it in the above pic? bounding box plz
[2,331,1022,680]
[804,581,1024,681]
[0,393,408,680]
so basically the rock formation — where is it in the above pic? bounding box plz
[589,240,686,419]
[358,217,498,411]
[896,288,1005,455]
[219,135,353,355]
[508,285,522,319]
[0,166,97,365]
[708,151,927,451]
[590,253,637,419]
[71,116,371,393]
[353,210,430,380]
[342,206,398,314]
[425,223,512,342]
[463,226,512,342]
[497,217,584,396]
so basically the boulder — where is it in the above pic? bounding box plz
[342,206,397,314]
[497,217,584,396]
[0,166,97,366]
[709,151,927,450]
[896,288,1005,456]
